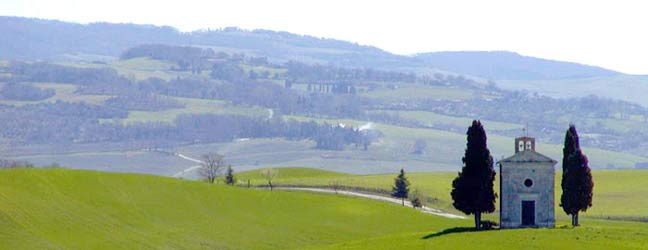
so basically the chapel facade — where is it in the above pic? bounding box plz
[498,136,557,228]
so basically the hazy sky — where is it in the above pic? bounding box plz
[2,0,648,74]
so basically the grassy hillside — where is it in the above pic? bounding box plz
[0,168,459,250]
[105,97,269,124]
[498,75,648,107]
[359,85,474,102]
[306,219,648,250]
[285,116,648,170]
[239,167,648,220]
[1,168,648,250]
[0,83,111,106]
[369,110,523,131]
[414,51,619,80]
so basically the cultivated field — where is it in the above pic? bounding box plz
[107,97,269,124]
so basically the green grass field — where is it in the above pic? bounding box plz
[58,57,203,81]
[0,83,111,106]
[360,85,474,101]
[239,64,287,77]
[0,168,458,250]
[106,97,269,124]
[109,58,178,80]
[286,116,648,170]
[239,167,648,220]
[306,219,648,250]
[1,168,647,250]
[369,110,523,131]
[498,75,648,107]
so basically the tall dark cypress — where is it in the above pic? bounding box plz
[562,125,579,172]
[391,168,410,206]
[560,125,594,226]
[225,165,235,185]
[451,120,496,230]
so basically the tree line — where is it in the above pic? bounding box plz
[0,101,376,150]
[0,83,55,101]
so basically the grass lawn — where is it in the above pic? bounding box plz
[0,168,459,250]
[239,167,648,220]
[1,168,647,250]
[306,219,648,250]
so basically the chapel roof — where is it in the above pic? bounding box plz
[498,149,557,164]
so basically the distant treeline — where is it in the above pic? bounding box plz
[0,158,36,168]
[0,100,374,150]
[8,62,134,95]
[105,93,185,111]
[0,83,55,101]
[6,45,648,154]
[285,61,480,87]
[120,44,215,73]
[7,61,369,118]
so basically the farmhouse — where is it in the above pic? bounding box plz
[498,136,557,228]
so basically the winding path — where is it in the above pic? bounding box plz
[172,153,203,177]
[175,153,202,163]
[167,151,464,219]
[274,187,465,219]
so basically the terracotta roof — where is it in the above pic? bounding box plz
[498,150,557,164]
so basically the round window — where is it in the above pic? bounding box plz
[524,179,533,187]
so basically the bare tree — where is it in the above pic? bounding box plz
[260,168,278,190]
[409,189,424,209]
[329,179,342,194]
[199,153,226,183]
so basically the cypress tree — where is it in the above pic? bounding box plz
[451,120,496,230]
[560,125,594,226]
[391,168,410,206]
[225,165,235,185]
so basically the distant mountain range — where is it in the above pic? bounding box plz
[0,16,404,69]
[0,16,623,81]
[8,16,646,105]
[413,51,620,80]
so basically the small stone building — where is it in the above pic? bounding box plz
[498,136,557,228]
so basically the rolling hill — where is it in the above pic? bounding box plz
[238,167,648,220]
[1,168,647,250]
[0,16,628,78]
[413,51,620,80]
[0,16,405,69]
[0,168,459,249]
[3,16,648,109]
[3,17,648,178]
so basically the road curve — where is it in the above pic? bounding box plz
[172,153,203,177]
[274,187,465,219]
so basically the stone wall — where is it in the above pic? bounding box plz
[500,161,555,228]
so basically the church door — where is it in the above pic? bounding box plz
[521,200,535,226]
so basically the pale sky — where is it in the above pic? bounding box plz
[2,0,647,74]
